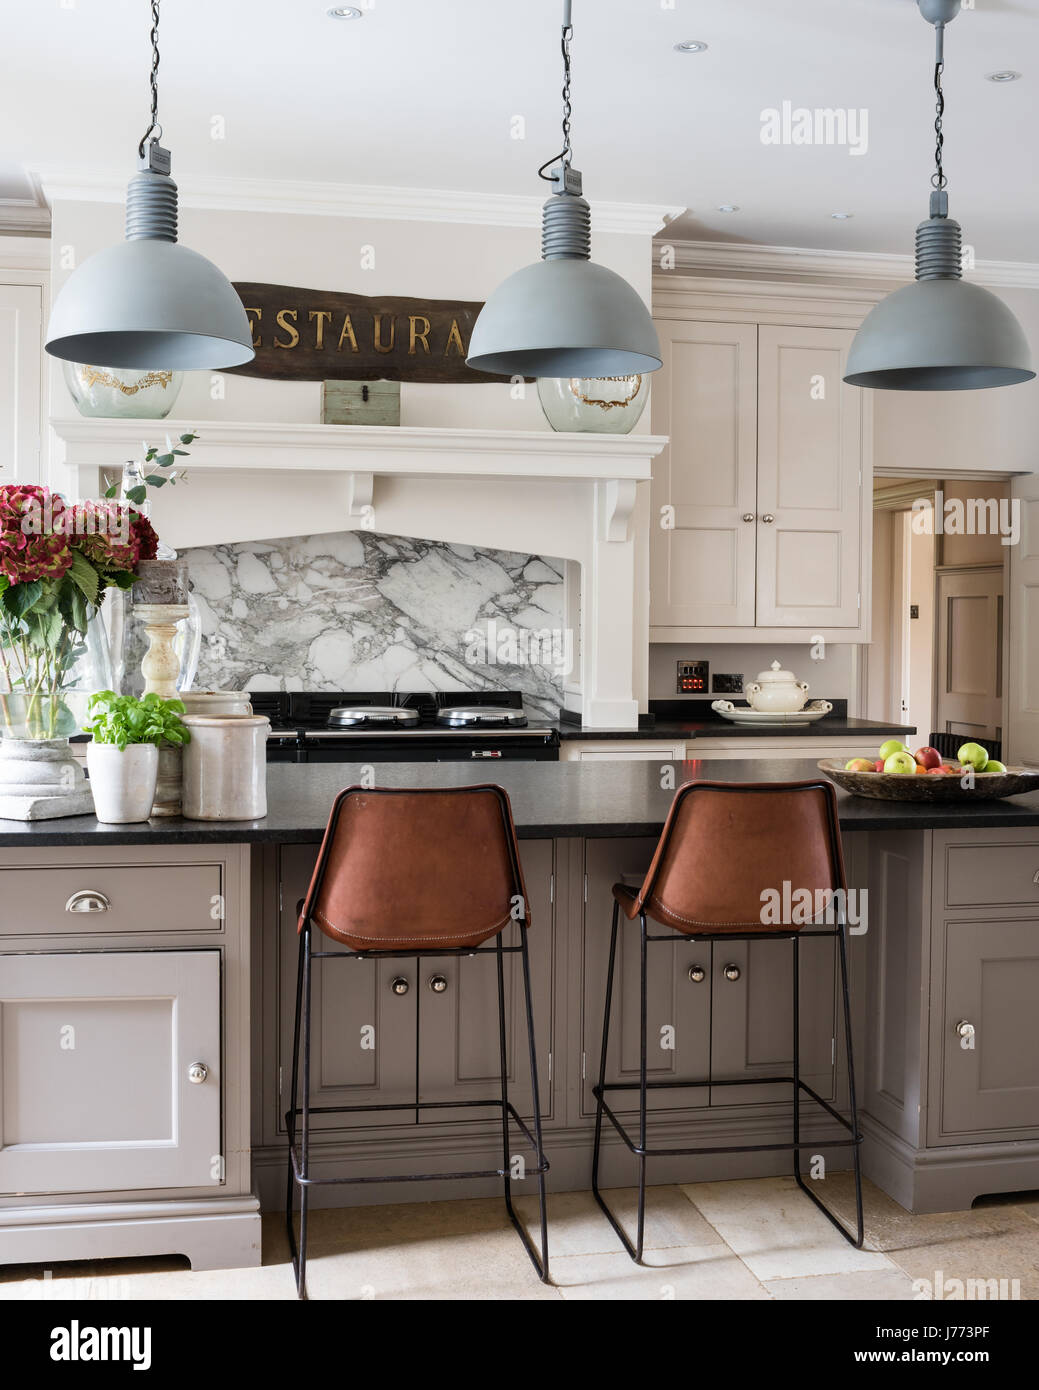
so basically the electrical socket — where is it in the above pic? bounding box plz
[676,659,709,694]
[712,672,744,694]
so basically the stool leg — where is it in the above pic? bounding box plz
[519,923,550,1280]
[298,925,314,1297]
[592,901,619,1217]
[285,924,307,1298]
[792,934,800,1181]
[839,921,865,1248]
[635,911,649,1262]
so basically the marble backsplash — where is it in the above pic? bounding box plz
[182,531,567,717]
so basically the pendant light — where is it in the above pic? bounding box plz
[467,0,661,379]
[845,0,1033,391]
[45,1,254,371]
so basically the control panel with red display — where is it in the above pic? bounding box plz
[676,659,710,694]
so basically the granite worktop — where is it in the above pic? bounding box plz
[556,715,917,741]
[0,757,1036,848]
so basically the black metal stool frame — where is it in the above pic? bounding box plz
[285,787,550,1298]
[591,790,864,1263]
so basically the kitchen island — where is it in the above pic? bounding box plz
[2,758,1038,1271]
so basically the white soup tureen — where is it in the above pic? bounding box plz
[744,660,811,714]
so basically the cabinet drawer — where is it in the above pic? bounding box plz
[0,862,223,938]
[941,838,1039,910]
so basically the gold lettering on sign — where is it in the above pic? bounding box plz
[444,319,466,357]
[337,316,359,352]
[408,315,431,355]
[309,310,333,350]
[246,307,262,348]
[274,309,299,349]
[374,314,396,354]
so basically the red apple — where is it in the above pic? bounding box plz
[873,759,885,772]
[914,746,943,770]
[928,766,948,775]
[845,758,874,772]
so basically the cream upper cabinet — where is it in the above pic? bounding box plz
[650,316,872,642]
[755,325,865,629]
[650,321,758,628]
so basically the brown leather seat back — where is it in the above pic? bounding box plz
[298,785,527,952]
[628,781,846,935]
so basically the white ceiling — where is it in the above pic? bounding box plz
[2,0,1037,259]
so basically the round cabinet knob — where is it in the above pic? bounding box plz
[955,1019,975,1041]
[761,514,775,524]
[390,977,410,996]
[742,513,755,523]
[187,1062,209,1084]
[723,963,741,982]
[65,890,111,914]
[428,975,449,994]
[688,964,706,983]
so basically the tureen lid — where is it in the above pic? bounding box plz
[754,659,800,684]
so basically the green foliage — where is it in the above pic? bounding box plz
[84,691,192,751]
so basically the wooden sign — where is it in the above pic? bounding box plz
[226,282,509,384]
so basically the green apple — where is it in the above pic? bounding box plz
[845,758,874,772]
[883,751,917,775]
[980,760,1007,774]
[957,742,989,771]
[878,739,909,761]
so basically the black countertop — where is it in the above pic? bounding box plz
[557,716,917,742]
[1,757,1037,848]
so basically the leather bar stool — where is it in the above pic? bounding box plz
[592,779,864,1261]
[286,784,550,1298]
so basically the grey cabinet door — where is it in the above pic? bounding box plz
[936,917,1039,1140]
[710,935,837,1106]
[418,840,555,1125]
[581,839,711,1119]
[0,950,220,1195]
[278,845,417,1134]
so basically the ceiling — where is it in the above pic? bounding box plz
[2,0,1037,259]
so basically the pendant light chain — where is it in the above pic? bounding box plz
[932,27,947,191]
[538,1,575,181]
[138,0,163,158]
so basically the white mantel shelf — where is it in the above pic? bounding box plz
[52,418,666,483]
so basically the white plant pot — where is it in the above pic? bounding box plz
[86,742,159,824]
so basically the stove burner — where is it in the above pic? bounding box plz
[435,705,528,729]
[328,706,420,729]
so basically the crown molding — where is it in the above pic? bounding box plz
[655,238,1039,291]
[0,169,50,236]
[35,167,682,238]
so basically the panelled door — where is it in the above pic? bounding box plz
[581,839,711,1119]
[0,284,43,484]
[0,950,220,1195]
[937,917,1039,1138]
[1008,472,1039,766]
[418,840,554,1125]
[651,320,758,628]
[277,844,417,1134]
[935,566,1004,742]
[756,325,864,628]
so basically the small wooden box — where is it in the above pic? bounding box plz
[322,380,401,427]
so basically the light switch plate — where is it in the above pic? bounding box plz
[677,659,709,694]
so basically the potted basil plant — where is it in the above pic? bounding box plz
[84,692,190,824]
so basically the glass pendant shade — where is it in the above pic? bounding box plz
[467,191,661,378]
[46,170,255,371]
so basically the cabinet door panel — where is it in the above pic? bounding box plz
[937,916,1039,1139]
[0,284,42,485]
[756,326,865,628]
[582,839,711,1118]
[0,950,220,1195]
[278,845,417,1134]
[651,321,758,628]
[418,841,554,1124]
[710,936,836,1106]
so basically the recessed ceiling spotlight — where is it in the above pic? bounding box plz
[831,212,854,220]
[986,69,1022,83]
[674,40,709,54]
[327,6,363,18]
[717,205,740,213]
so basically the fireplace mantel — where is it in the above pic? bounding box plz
[52,418,667,729]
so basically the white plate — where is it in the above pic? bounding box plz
[710,700,833,727]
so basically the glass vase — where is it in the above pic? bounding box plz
[63,361,184,419]
[0,607,113,741]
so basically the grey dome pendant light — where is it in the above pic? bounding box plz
[45,1,254,371]
[845,0,1033,391]
[467,0,661,379]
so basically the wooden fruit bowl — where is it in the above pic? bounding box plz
[817,759,1039,802]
